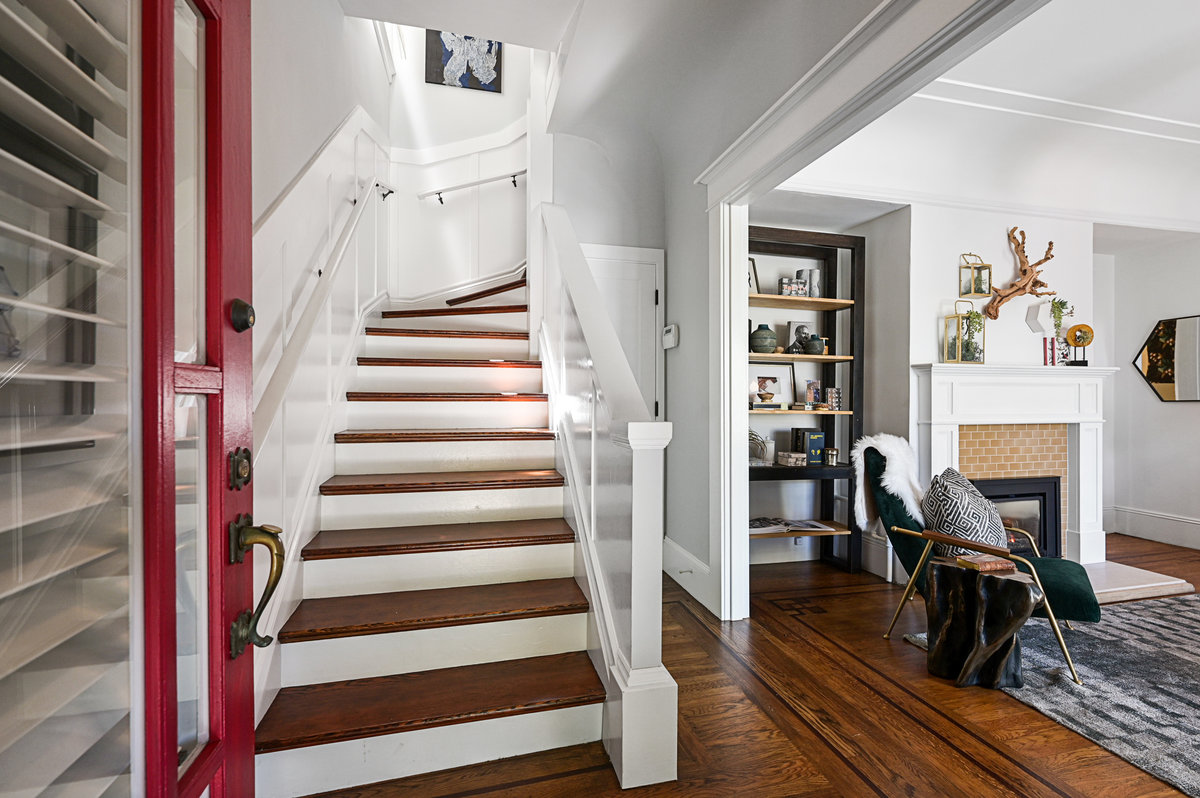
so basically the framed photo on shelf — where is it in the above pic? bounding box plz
[749,364,794,405]
[748,257,760,294]
[785,321,813,353]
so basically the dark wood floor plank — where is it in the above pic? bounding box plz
[364,327,528,340]
[381,304,527,318]
[357,357,542,368]
[278,578,588,643]
[319,469,563,496]
[334,428,554,443]
[302,518,575,560]
[255,651,604,754]
[345,391,547,402]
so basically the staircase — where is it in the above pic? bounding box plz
[253,285,608,797]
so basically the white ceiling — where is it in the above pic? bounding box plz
[749,191,903,232]
[939,0,1200,128]
[337,0,577,50]
[756,0,1200,232]
[1094,224,1200,256]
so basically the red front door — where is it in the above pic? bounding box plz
[142,0,256,795]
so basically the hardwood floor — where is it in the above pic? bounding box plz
[308,534,1197,797]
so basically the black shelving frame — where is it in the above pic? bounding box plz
[748,226,865,572]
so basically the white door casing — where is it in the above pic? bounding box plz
[581,244,665,420]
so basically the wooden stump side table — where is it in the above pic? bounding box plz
[925,558,1045,688]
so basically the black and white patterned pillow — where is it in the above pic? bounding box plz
[921,468,1007,557]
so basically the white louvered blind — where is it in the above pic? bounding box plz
[0,1,134,796]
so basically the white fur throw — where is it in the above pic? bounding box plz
[851,434,925,529]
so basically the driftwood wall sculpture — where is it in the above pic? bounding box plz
[983,227,1056,320]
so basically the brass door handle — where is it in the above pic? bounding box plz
[229,514,285,659]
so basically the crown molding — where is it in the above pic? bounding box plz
[916,79,1200,146]
[777,178,1200,235]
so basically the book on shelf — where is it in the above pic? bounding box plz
[749,517,836,534]
[751,402,784,410]
[955,554,1016,572]
[802,430,824,464]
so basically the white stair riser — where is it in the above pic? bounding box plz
[335,439,555,474]
[320,486,564,530]
[363,335,530,360]
[373,313,527,332]
[355,365,542,393]
[281,613,587,686]
[303,543,574,598]
[345,401,548,429]
[254,704,602,798]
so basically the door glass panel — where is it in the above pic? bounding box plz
[174,0,206,363]
[175,394,209,772]
[0,0,135,794]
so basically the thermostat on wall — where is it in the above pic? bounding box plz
[662,324,679,349]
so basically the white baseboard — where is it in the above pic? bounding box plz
[861,531,896,583]
[1112,506,1200,551]
[386,260,527,306]
[662,536,721,617]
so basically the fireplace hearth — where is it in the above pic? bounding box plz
[971,476,1062,559]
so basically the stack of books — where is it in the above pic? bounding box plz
[954,554,1016,572]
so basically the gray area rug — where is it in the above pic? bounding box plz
[906,594,1200,796]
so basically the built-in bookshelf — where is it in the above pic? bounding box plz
[747,226,865,571]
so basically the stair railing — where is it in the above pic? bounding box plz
[250,113,391,721]
[537,202,677,788]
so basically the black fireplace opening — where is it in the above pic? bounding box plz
[969,476,1062,559]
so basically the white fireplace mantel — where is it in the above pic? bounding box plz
[912,364,1119,564]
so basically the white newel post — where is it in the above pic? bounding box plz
[913,365,1118,565]
[610,421,677,788]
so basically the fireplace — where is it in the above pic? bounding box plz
[971,476,1062,559]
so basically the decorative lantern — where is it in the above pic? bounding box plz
[944,300,986,364]
[959,253,993,298]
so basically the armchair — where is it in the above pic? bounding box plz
[863,447,1100,685]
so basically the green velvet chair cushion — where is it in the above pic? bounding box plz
[864,448,930,597]
[864,446,1101,623]
[1016,557,1102,623]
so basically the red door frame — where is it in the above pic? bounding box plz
[142,0,254,795]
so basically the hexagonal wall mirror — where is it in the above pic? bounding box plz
[1133,315,1200,401]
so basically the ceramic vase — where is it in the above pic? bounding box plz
[750,324,777,353]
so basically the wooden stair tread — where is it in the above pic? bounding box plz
[278,578,587,642]
[319,469,564,496]
[381,304,527,319]
[357,356,541,368]
[302,518,575,560]
[334,428,554,443]
[254,651,604,753]
[446,277,527,306]
[363,327,528,340]
[304,519,573,560]
[345,391,547,402]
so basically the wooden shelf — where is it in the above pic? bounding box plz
[749,409,853,415]
[749,294,854,311]
[748,353,853,364]
[749,464,852,481]
[750,520,851,539]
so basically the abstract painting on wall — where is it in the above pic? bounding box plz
[425,30,502,93]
